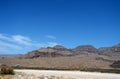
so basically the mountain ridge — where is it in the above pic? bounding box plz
[21,43,120,59]
[0,44,120,69]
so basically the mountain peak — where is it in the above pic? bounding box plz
[74,45,98,54]
[53,45,65,49]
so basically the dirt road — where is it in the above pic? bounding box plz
[14,69,120,79]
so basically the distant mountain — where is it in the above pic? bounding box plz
[23,45,74,58]
[0,54,19,59]
[21,44,120,60]
[1,43,120,69]
[98,44,120,59]
[73,45,99,55]
[0,54,18,58]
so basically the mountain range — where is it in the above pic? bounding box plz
[22,44,120,59]
[0,43,120,69]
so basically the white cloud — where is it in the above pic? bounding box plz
[0,34,12,41]
[12,35,32,46]
[0,41,22,50]
[0,41,23,54]
[0,34,32,46]
[0,34,34,54]
[0,34,60,54]
[45,35,56,39]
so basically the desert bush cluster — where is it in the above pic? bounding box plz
[0,64,15,75]
[12,65,120,73]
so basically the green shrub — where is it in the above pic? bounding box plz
[0,66,15,75]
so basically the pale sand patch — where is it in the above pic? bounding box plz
[14,69,120,79]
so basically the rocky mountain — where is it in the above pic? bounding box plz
[98,44,120,59]
[110,60,120,68]
[1,44,120,69]
[22,44,120,60]
[73,45,99,55]
[0,54,18,58]
[23,45,75,58]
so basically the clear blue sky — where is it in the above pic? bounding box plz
[0,0,120,54]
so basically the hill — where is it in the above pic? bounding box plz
[21,44,120,60]
[0,44,120,69]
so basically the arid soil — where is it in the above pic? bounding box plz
[0,54,112,69]
[11,69,120,79]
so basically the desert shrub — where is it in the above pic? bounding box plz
[79,68,120,73]
[0,65,15,75]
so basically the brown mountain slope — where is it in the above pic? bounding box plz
[73,45,99,55]
[22,44,120,60]
[98,44,120,59]
[0,44,120,69]
[22,45,75,58]
[0,54,111,69]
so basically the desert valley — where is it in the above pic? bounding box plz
[0,44,120,69]
[0,44,120,79]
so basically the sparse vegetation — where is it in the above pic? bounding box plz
[79,68,120,73]
[12,66,120,74]
[0,64,15,75]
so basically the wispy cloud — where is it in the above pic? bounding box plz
[0,34,32,46]
[0,41,22,50]
[45,35,56,39]
[12,35,32,46]
[0,34,33,45]
[0,34,59,54]
[0,34,12,41]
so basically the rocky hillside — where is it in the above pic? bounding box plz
[98,44,120,59]
[1,44,120,69]
[110,60,120,68]
[73,45,99,55]
[22,44,120,60]
[23,45,75,58]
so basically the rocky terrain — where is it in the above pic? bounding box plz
[99,44,120,59]
[0,44,120,69]
[21,44,120,59]
[21,45,75,59]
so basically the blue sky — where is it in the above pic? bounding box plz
[0,0,120,54]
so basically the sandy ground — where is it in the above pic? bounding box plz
[12,69,120,79]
